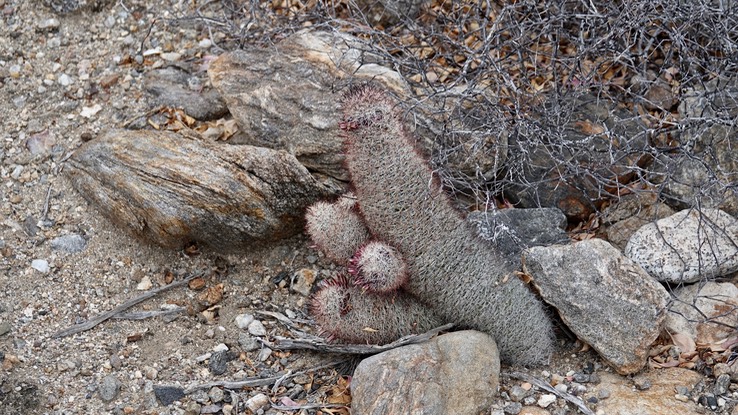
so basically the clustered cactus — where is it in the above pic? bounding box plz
[308,84,554,365]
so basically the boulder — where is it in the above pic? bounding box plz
[657,76,738,216]
[469,207,569,259]
[625,208,738,283]
[351,330,500,415]
[664,281,738,345]
[602,192,674,250]
[591,368,702,415]
[524,239,670,375]
[66,129,331,251]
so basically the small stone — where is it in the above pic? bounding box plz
[160,52,182,62]
[597,389,611,399]
[98,375,120,402]
[31,259,49,273]
[633,376,652,390]
[554,383,568,393]
[50,234,87,253]
[238,333,259,352]
[509,385,528,402]
[715,373,731,395]
[200,405,222,414]
[80,104,102,118]
[291,268,316,297]
[153,385,186,406]
[208,350,230,375]
[0,322,10,337]
[698,394,718,410]
[136,276,153,291]
[537,394,556,408]
[235,314,254,329]
[573,373,590,383]
[674,394,689,402]
[247,320,266,336]
[504,402,523,415]
[58,73,72,86]
[184,402,201,415]
[213,343,229,353]
[198,39,212,49]
[208,386,225,403]
[245,393,270,412]
[38,18,60,30]
[9,64,21,78]
[257,347,272,362]
[144,366,158,380]
[675,386,690,396]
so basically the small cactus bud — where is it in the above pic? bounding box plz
[311,276,444,345]
[350,241,408,293]
[305,198,370,264]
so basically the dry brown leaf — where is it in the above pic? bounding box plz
[670,331,696,354]
[574,120,606,135]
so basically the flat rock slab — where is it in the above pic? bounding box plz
[66,129,330,252]
[665,281,738,345]
[351,330,500,415]
[592,368,702,415]
[524,239,670,375]
[625,208,738,283]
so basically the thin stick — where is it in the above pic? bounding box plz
[505,372,595,415]
[110,307,185,320]
[183,359,347,394]
[264,323,454,355]
[52,273,201,338]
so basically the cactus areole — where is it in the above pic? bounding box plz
[338,85,554,365]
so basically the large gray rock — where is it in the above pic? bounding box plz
[665,282,738,345]
[657,76,738,215]
[66,129,331,252]
[624,208,738,283]
[524,239,670,375]
[469,208,569,259]
[351,330,500,415]
[208,30,508,191]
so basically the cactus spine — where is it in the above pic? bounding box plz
[340,85,554,365]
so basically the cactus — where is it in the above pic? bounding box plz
[305,194,369,265]
[335,84,554,365]
[310,275,443,344]
[349,241,408,293]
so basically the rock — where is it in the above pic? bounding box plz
[238,333,259,352]
[592,368,702,415]
[42,0,112,13]
[536,394,556,408]
[209,30,507,191]
[0,321,11,336]
[664,281,738,345]
[66,129,330,252]
[144,67,228,121]
[136,276,153,291]
[602,193,675,250]
[470,207,569,259]
[351,330,500,415]
[31,259,49,273]
[208,350,231,375]
[153,385,186,406]
[50,234,87,253]
[714,373,731,395]
[658,75,738,215]
[624,208,738,283]
[98,375,120,402]
[506,94,650,222]
[245,393,270,412]
[234,314,254,330]
[524,239,670,375]
[247,320,266,337]
[291,268,316,296]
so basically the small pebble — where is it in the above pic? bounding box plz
[674,394,689,402]
[509,385,527,402]
[213,343,229,353]
[208,386,225,403]
[198,38,212,49]
[238,333,259,352]
[537,394,556,408]
[9,64,21,78]
[160,52,181,62]
[247,320,266,336]
[503,402,522,415]
[0,322,12,336]
[245,393,270,412]
[598,389,611,399]
[144,366,158,380]
[38,18,60,30]
[633,376,651,390]
[50,234,87,253]
[209,350,230,375]
[154,385,185,406]
[31,259,49,273]
[554,383,568,393]
[257,347,272,362]
[235,314,254,329]
[98,375,120,402]
[714,373,731,395]
[136,276,153,291]
[58,73,72,86]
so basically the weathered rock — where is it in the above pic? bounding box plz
[664,282,738,345]
[524,239,670,375]
[209,30,508,189]
[657,76,738,216]
[66,129,330,252]
[50,234,87,253]
[351,330,500,415]
[602,192,675,250]
[98,375,120,402]
[506,94,650,222]
[625,208,738,283]
[591,368,702,415]
[144,67,229,121]
[153,385,186,406]
[470,207,569,259]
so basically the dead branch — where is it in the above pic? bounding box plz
[51,273,202,338]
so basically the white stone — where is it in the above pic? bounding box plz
[31,259,49,273]
[213,343,229,352]
[537,394,557,408]
[136,276,153,290]
[235,314,254,329]
[245,393,270,412]
[58,73,72,86]
[247,320,267,336]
